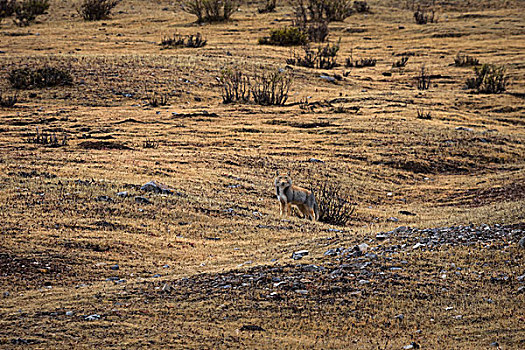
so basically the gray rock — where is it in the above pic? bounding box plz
[95,195,112,202]
[456,126,473,132]
[141,181,174,195]
[319,75,336,82]
[116,191,128,197]
[134,196,152,204]
[110,264,119,270]
[84,314,101,321]
[65,311,74,316]
[519,236,525,249]
[308,158,325,163]
[358,243,369,253]
[295,289,308,295]
[292,250,309,260]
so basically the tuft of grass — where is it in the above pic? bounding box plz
[26,127,67,147]
[13,0,49,26]
[143,139,159,148]
[77,0,120,21]
[181,0,239,23]
[258,0,276,13]
[416,65,431,90]
[161,33,207,48]
[0,90,18,107]
[392,56,409,68]
[416,108,432,120]
[146,92,169,107]
[414,7,436,25]
[454,53,480,67]
[287,40,340,69]
[466,64,508,93]
[345,57,376,68]
[8,66,73,89]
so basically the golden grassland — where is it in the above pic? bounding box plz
[0,0,524,348]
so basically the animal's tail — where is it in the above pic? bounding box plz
[310,190,320,221]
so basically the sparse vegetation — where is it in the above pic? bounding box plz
[13,0,49,26]
[454,53,480,67]
[392,56,409,68]
[0,0,16,21]
[291,0,354,23]
[258,0,276,13]
[161,33,207,48]
[146,92,169,107]
[0,91,17,107]
[414,7,436,24]
[258,26,309,46]
[78,0,120,21]
[466,64,508,93]
[287,40,340,69]
[220,68,292,105]
[143,139,159,148]
[26,127,67,147]
[417,108,432,119]
[181,0,239,23]
[345,57,376,68]
[314,179,355,226]
[416,65,431,90]
[8,66,73,89]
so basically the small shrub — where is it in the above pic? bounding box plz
[181,0,239,23]
[465,64,508,93]
[291,0,354,23]
[258,26,309,46]
[314,179,355,226]
[250,70,292,106]
[346,57,376,68]
[414,7,436,25]
[416,108,431,120]
[353,0,369,13]
[143,139,159,148]
[220,69,250,104]
[26,127,68,147]
[13,0,49,26]
[306,20,329,42]
[161,33,207,48]
[258,0,276,13]
[78,0,120,21]
[392,56,409,68]
[0,0,16,19]
[287,40,340,69]
[416,65,431,90]
[9,66,73,89]
[0,91,18,107]
[147,92,169,107]
[454,53,479,67]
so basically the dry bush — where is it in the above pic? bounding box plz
[78,0,120,21]
[181,0,239,23]
[392,56,409,68]
[13,0,49,26]
[258,0,276,13]
[416,65,431,90]
[414,6,436,24]
[287,40,340,69]
[416,108,431,119]
[9,66,73,89]
[353,0,369,12]
[0,91,18,107]
[220,68,292,105]
[161,33,207,48]
[454,53,479,67]
[0,0,17,21]
[466,64,508,94]
[26,127,68,147]
[258,26,309,46]
[305,20,329,42]
[143,139,159,148]
[345,57,376,68]
[146,92,169,107]
[314,179,355,226]
[250,70,292,106]
[291,0,354,23]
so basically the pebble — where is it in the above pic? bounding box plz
[117,191,128,197]
[134,196,151,204]
[84,314,101,321]
[110,264,119,270]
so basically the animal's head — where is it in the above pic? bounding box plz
[274,171,293,189]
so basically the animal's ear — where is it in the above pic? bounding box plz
[287,170,291,177]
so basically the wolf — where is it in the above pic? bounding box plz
[274,172,319,221]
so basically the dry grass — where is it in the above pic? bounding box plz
[0,0,524,348]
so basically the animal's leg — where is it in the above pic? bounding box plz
[279,201,285,216]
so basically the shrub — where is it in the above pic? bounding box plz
[465,64,508,93]
[181,0,239,23]
[0,91,18,107]
[416,65,430,90]
[392,56,409,68]
[416,108,431,120]
[353,0,369,13]
[345,57,376,68]
[258,26,309,46]
[305,20,329,42]
[454,53,479,67]
[258,0,276,13]
[161,33,207,48]
[26,127,68,147]
[414,7,436,25]
[146,92,169,107]
[287,40,340,69]
[0,0,16,20]
[9,66,73,89]
[13,0,49,26]
[250,70,292,106]
[78,0,120,21]
[219,68,293,105]
[291,0,354,23]
[314,179,355,226]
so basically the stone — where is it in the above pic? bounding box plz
[519,236,525,249]
[84,314,101,321]
[239,325,265,332]
[110,264,119,270]
[117,191,128,197]
[140,181,174,195]
[292,250,309,260]
[134,196,151,204]
[319,75,336,82]
[358,243,369,253]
